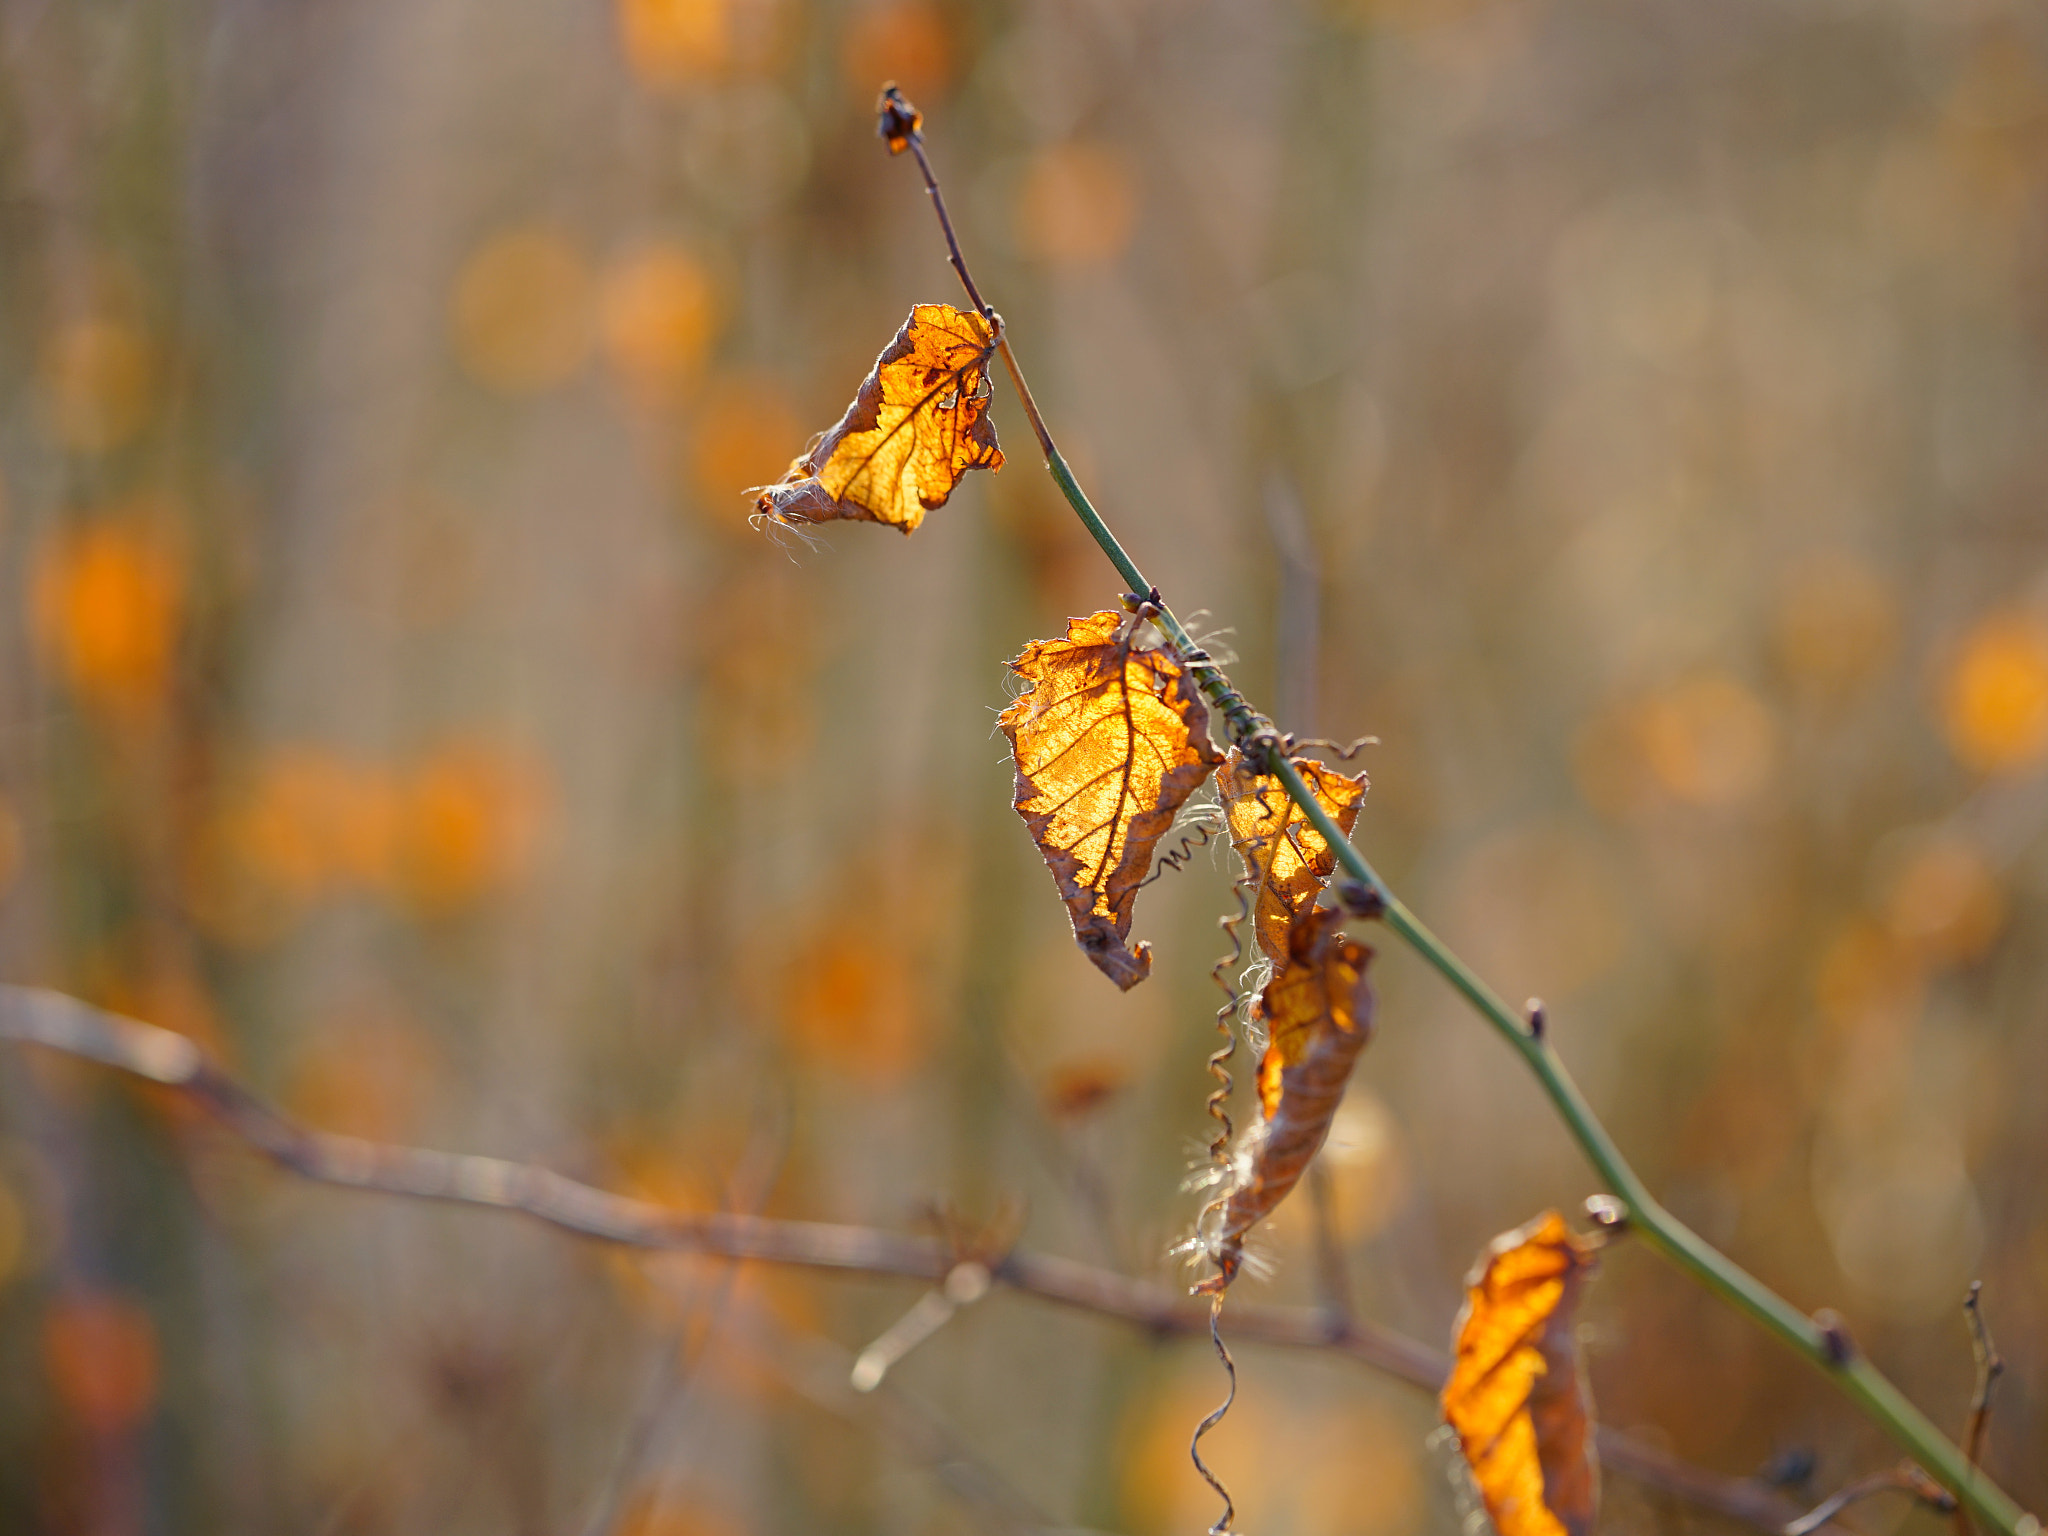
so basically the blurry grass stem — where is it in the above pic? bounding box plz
[0,984,1840,1534]
[886,94,2039,1536]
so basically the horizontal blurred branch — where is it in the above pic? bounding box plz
[0,984,1814,1533]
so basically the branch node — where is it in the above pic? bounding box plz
[1584,1193,1630,1234]
[1335,879,1385,920]
[1812,1309,1858,1367]
[1525,997,1547,1040]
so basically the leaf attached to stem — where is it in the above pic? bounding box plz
[1001,609,1223,989]
[755,304,1002,535]
[1217,750,1368,967]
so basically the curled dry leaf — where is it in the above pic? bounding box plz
[1442,1211,1602,1536]
[877,83,922,155]
[1205,906,1375,1288]
[1000,610,1224,990]
[1217,749,1368,967]
[755,304,1002,535]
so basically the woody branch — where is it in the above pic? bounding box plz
[1,983,1821,1534]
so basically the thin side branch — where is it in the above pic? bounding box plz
[0,985,1809,1535]
[1953,1281,2006,1536]
[1787,1464,1956,1536]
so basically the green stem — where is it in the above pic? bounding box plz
[893,107,2035,1536]
[1038,442,2033,1536]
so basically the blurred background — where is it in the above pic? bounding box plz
[1,0,2046,1531]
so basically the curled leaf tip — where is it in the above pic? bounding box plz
[1001,610,1223,989]
[877,83,922,154]
[754,304,1002,535]
[1209,907,1375,1277]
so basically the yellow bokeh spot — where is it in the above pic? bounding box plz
[38,318,156,452]
[450,227,595,394]
[1636,671,1776,807]
[233,748,400,902]
[1879,834,2005,967]
[841,1,954,101]
[30,521,182,718]
[397,742,551,913]
[1015,143,1139,267]
[601,245,719,401]
[1774,554,1897,695]
[781,927,928,1084]
[1941,611,2048,774]
[619,0,730,86]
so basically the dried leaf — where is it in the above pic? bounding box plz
[877,83,923,155]
[1217,749,1368,966]
[1442,1211,1602,1536]
[1208,907,1374,1279]
[755,304,1001,534]
[1000,610,1224,989]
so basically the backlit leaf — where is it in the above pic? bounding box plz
[1441,1211,1602,1536]
[1208,907,1374,1281]
[754,303,1001,534]
[1000,610,1223,989]
[1217,749,1368,967]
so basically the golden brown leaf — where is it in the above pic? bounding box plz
[1206,907,1374,1284]
[754,304,1001,534]
[1441,1211,1602,1536]
[1217,749,1368,967]
[1000,610,1224,989]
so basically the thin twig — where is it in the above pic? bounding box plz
[883,91,2039,1536]
[902,131,1056,460]
[1786,1464,1956,1536]
[0,985,1825,1535]
[1953,1281,2005,1536]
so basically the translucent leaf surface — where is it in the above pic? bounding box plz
[755,304,1001,534]
[1442,1211,1602,1536]
[1000,610,1222,989]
